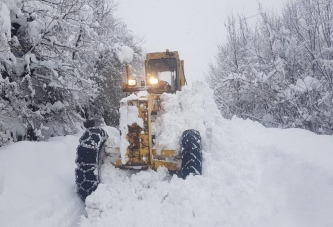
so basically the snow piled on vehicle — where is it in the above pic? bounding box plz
[78,82,333,227]
[115,44,134,64]
[119,94,144,164]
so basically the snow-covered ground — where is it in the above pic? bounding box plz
[1,83,333,227]
[0,134,84,227]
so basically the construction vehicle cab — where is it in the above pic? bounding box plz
[75,50,202,201]
[123,50,186,93]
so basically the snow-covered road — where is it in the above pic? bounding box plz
[1,83,333,227]
[0,135,84,227]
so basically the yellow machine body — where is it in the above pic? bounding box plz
[108,50,186,171]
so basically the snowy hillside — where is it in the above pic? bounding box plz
[1,83,333,227]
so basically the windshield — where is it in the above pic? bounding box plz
[147,58,177,90]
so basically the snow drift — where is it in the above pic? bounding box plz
[80,82,333,227]
[0,82,332,227]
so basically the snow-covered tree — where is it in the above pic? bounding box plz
[0,0,143,146]
[208,0,333,135]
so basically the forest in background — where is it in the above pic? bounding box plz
[207,0,333,135]
[2,0,333,147]
[0,0,143,146]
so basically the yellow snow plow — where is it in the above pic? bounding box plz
[75,50,202,200]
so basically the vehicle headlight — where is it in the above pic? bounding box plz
[150,77,158,85]
[128,79,137,86]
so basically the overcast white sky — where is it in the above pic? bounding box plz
[115,0,289,84]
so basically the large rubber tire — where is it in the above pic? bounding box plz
[181,129,202,179]
[75,128,108,201]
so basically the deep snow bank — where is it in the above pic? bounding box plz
[0,135,84,227]
[79,82,333,227]
[0,82,332,227]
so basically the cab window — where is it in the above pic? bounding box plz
[147,58,177,90]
